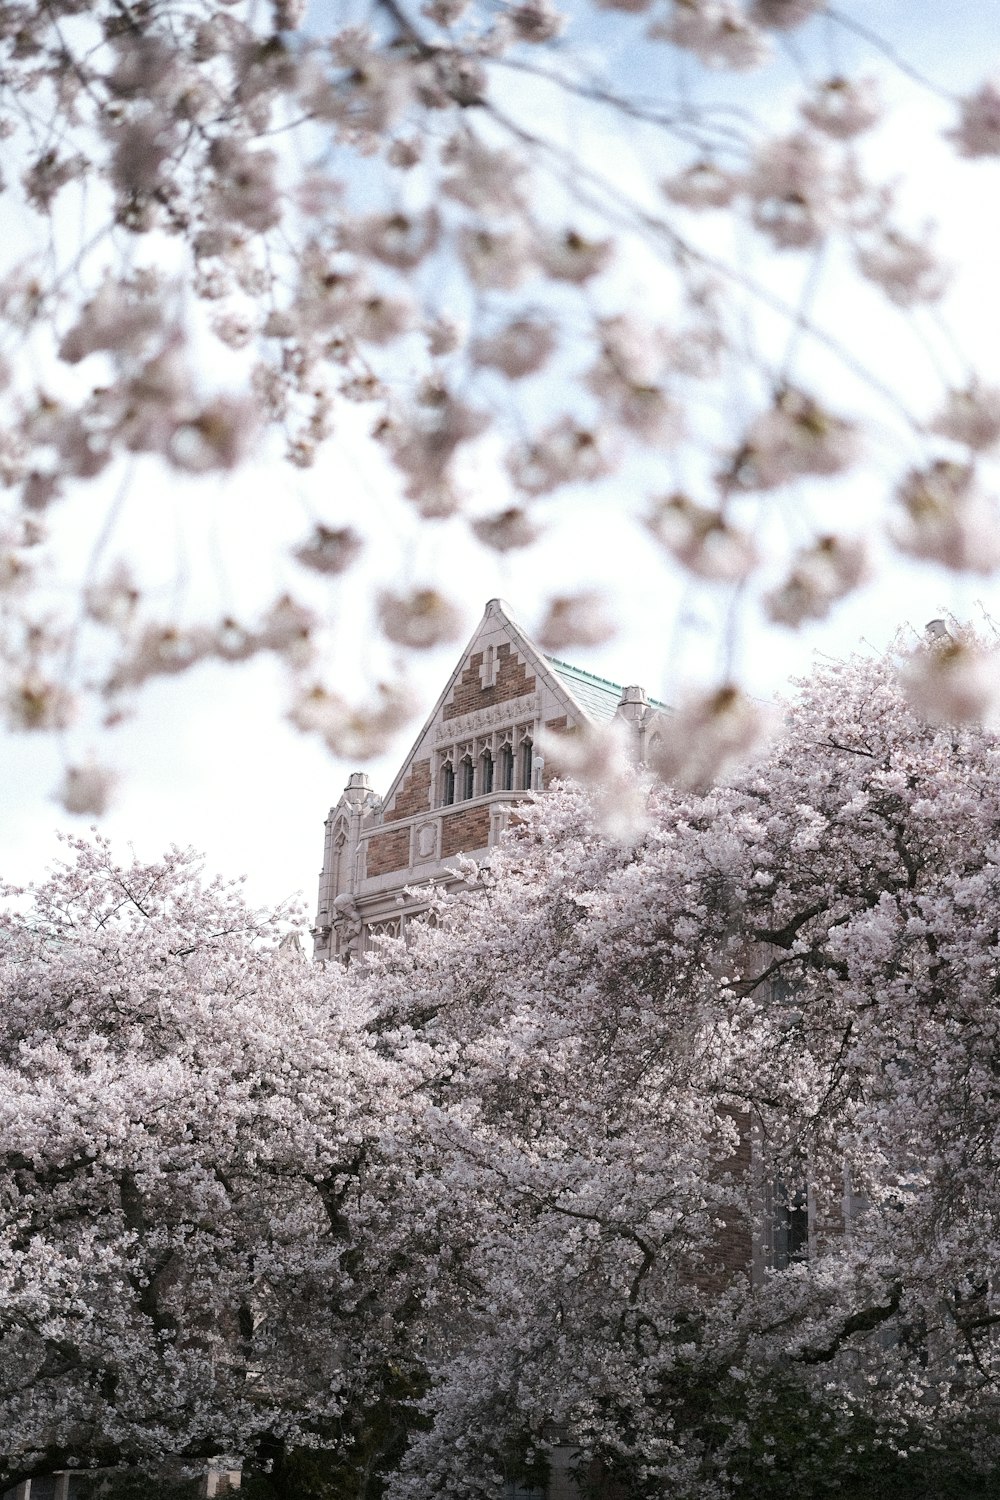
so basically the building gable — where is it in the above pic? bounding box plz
[313,599,667,961]
[377,598,583,822]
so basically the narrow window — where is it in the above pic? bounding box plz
[460,756,474,800]
[519,738,533,790]
[441,762,455,807]
[499,743,514,791]
[480,750,494,795]
[772,1181,809,1269]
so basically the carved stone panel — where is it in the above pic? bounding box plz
[413,819,440,863]
[435,691,539,744]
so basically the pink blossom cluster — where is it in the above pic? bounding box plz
[1,0,999,806]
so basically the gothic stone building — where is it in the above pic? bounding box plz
[312,598,665,963]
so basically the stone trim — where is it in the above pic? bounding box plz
[435,691,539,743]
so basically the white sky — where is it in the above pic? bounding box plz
[3,2,1000,920]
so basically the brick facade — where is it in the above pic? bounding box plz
[384,758,431,823]
[696,1117,753,1294]
[366,827,411,877]
[443,643,535,721]
[440,803,492,859]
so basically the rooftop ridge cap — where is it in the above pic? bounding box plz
[545,655,625,694]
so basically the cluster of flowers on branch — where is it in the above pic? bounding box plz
[2,1,1000,805]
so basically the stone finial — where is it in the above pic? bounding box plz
[343,771,373,810]
[616,684,649,723]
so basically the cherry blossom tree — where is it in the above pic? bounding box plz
[360,636,1000,1498]
[3,2,1000,808]
[0,833,422,1491]
[8,636,1000,1497]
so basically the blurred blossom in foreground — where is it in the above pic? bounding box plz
[536,592,618,651]
[3,0,1000,811]
[56,762,117,817]
[649,685,774,792]
[541,720,649,842]
[899,634,999,726]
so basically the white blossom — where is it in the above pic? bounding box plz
[0,835,407,1479]
[892,461,1000,573]
[470,506,542,551]
[426,316,464,356]
[378,588,464,649]
[470,318,557,379]
[505,0,568,43]
[354,293,415,345]
[656,1,770,70]
[750,0,822,24]
[744,130,839,248]
[930,384,1000,452]
[56,761,117,816]
[947,80,1000,157]
[341,209,441,269]
[256,594,318,662]
[289,679,416,755]
[457,224,534,290]
[856,227,950,306]
[899,636,999,724]
[442,134,527,214]
[727,388,859,491]
[207,140,282,233]
[84,560,140,626]
[58,278,164,365]
[4,0,1000,821]
[649,682,770,790]
[645,492,758,581]
[507,418,609,495]
[169,394,261,473]
[211,311,257,350]
[586,316,683,444]
[5,676,76,731]
[536,590,617,649]
[293,525,364,575]
[540,720,649,840]
[661,159,738,209]
[801,76,882,139]
[764,534,869,626]
[534,229,613,283]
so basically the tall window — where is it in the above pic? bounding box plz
[772,1181,809,1269]
[440,761,455,807]
[480,750,494,795]
[519,737,533,791]
[498,743,514,791]
[460,755,474,800]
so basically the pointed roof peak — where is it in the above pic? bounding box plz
[484,596,520,621]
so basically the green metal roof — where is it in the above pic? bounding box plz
[546,657,670,724]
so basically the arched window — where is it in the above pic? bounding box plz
[498,742,514,792]
[460,756,474,800]
[440,761,455,807]
[480,750,494,795]
[519,737,533,791]
[332,829,346,898]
